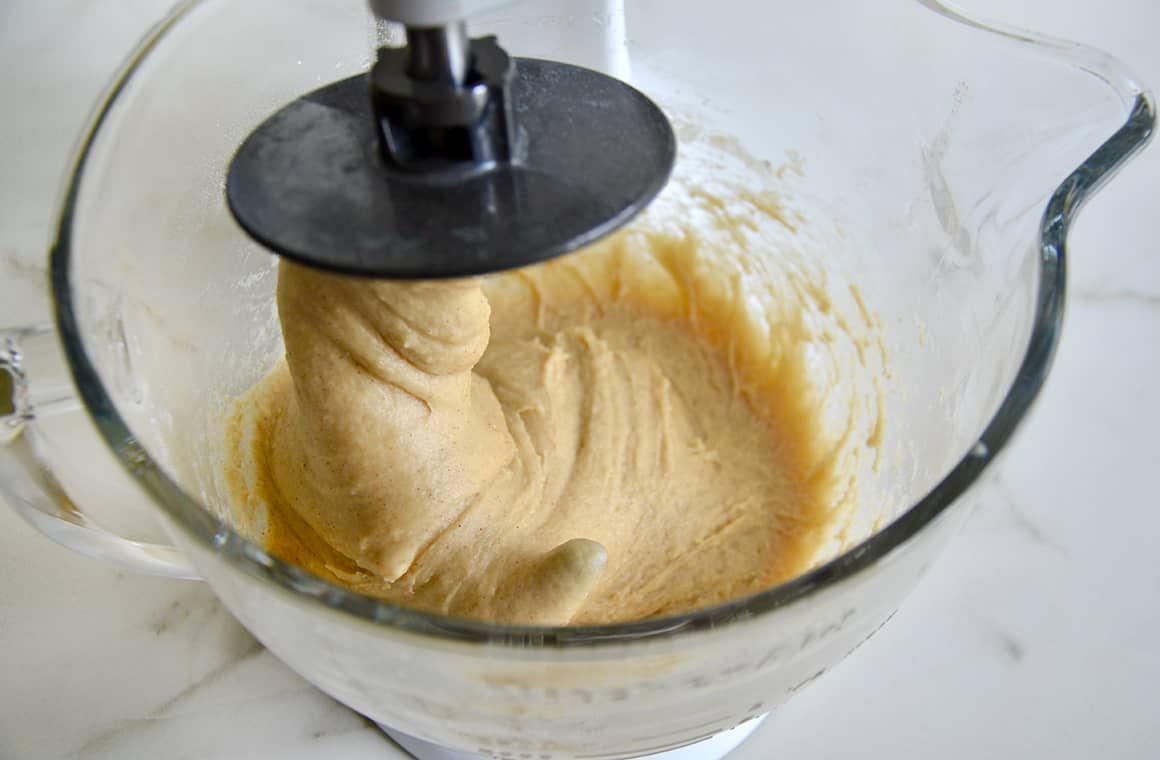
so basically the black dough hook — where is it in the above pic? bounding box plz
[226,0,676,279]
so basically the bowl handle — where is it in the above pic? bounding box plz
[0,324,200,579]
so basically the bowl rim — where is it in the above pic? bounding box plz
[47,0,1155,647]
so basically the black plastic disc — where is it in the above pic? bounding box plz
[226,58,676,279]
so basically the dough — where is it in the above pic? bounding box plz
[225,190,867,626]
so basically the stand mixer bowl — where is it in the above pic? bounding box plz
[0,1,1152,758]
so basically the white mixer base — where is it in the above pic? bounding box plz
[380,714,768,760]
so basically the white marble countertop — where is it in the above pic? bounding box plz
[1,1,1157,758]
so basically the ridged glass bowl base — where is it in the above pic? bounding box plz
[380,714,768,760]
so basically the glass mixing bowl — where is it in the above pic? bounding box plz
[0,1,1152,758]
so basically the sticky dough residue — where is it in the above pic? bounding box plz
[224,135,886,626]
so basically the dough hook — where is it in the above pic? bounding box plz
[226,0,676,278]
